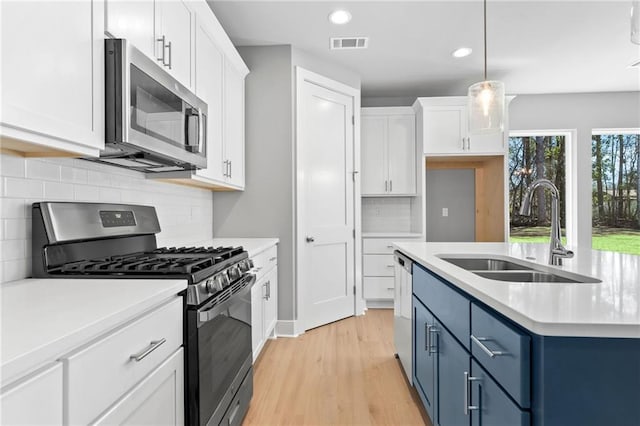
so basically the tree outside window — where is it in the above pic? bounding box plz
[508,135,567,243]
[591,132,640,255]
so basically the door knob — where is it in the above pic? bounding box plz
[306,236,315,243]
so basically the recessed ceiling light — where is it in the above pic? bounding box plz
[452,47,473,58]
[329,10,352,25]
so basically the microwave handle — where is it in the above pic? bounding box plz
[186,108,202,153]
[197,108,204,156]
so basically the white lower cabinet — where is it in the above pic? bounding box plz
[362,237,422,302]
[250,244,278,361]
[0,363,63,425]
[63,296,184,425]
[93,348,184,426]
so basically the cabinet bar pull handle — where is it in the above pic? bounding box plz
[389,180,393,192]
[463,371,480,415]
[428,326,438,354]
[166,41,172,69]
[269,257,276,262]
[461,137,465,150]
[130,338,166,362]
[425,323,430,352]
[156,36,166,64]
[386,287,394,290]
[229,160,232,178]
[386,264,395,267]
[471,335,507,358]
[386,245,393,248]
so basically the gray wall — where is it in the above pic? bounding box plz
[212,45,295,319]
[509,91,640,247]
[213,45,361,323]
[425,169,476,242]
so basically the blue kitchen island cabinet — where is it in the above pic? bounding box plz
[412,262,640,426]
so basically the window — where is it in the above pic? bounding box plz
[591,131,640,255]
[508,134,567,243]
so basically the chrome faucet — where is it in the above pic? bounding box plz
[519,179,573,266]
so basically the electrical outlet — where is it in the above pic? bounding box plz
[442,207,449,217]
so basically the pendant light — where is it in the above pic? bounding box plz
[468,0,505,134]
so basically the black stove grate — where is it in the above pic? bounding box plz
[51,246,244,276]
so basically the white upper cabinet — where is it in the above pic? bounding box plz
[104,0,155,60]
[361,108,416,196]
[415,97,508,156]
[155,0,193,88]
[105,0,193,89]
[0,0,104,157]
[193,19,225,182]
[223,60,246,189]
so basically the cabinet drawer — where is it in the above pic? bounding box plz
[471,359,530,426]
[252,245,277,281]
[471,303,530,408]
[363,254,395,276]
[363,277,394,299]
[413,264,470,350]
[363,238,397,254]
[64,297,183,425]
[363,238,421,254]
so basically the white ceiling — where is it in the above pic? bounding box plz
[208,0,640,98]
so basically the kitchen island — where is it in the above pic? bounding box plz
[394,242,640,426]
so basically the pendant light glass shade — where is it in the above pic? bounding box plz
[632,1,640,44]
[467,0,505,135]
[468,80,505,134]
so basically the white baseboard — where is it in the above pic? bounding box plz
[366,300,394,309]
[275,320,301,337]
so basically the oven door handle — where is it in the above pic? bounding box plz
[197,274,256,327]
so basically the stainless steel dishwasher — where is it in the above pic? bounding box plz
[394,251,413,382]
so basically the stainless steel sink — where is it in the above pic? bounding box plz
[437,254,601,284]
[473,271,582,283]
[441,258,533,271]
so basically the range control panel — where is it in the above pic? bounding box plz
[99,210,137,227]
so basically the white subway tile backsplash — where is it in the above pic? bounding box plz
[362,197,412,233]
[4,177,43,198]
[1,239,26,261]
[43,181,74,200]
[74,184,101,201]
[1,153,214,283]
[0,154,25,177]
[1,198,27,218]
[25,160,61,181]
[3,219,28,240]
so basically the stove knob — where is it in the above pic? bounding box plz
[219,272,230,288]
[238,260,251,273]
[228,265,240,281]
[205,278,219,294]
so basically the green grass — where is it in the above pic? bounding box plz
[509,226,640,256]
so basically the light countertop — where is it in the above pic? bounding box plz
[1,278,186,385]
[199,238,279,257]
[394,242,640,338]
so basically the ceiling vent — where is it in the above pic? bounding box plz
[330,37,369,50]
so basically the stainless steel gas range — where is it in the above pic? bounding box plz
[32,202,254,426]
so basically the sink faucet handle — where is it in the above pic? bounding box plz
[551,247,574,266]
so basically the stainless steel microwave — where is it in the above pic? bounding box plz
[94,38,207,172]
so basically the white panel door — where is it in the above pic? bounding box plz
[423,106,466,154]
[156,0,192,88]
[224,60,246,188]
[361,116,388,195]
[299,78,355,331]
[105,0,155,60]
[194,21,225,182]
[387,115,416,194]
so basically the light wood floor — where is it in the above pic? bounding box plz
[243,309,431,426]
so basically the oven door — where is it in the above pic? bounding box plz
[105,39,208,169]
[186,275,255,426]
